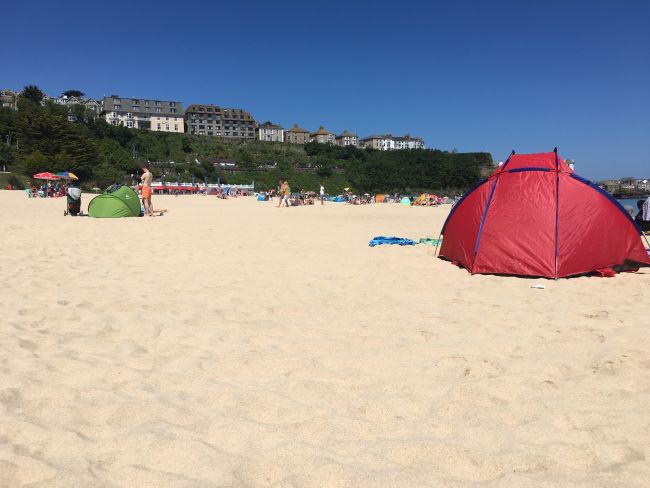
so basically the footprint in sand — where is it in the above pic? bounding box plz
[584,311,609,320]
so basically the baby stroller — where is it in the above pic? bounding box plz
[64,186,83,216]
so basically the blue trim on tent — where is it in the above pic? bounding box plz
[462,150,516,258]
[508,167,551,173]
[569,173,644,235]
[474,176,499,256]
[440,178,488,234]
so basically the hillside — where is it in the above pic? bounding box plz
[0,92,493,194]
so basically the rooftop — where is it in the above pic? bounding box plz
[310,125,334,136]
[287,123,309,133]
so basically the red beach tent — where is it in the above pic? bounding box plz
[438,149,650,278]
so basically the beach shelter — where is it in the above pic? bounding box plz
[438,149,650,278]
[88,185,141,218]
[400,197,411,205]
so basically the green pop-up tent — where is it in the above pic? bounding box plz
[88,185,141,218]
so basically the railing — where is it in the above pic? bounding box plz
[142,182,255,191]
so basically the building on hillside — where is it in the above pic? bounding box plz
[0,89,18,110]
[256,121,284,142]
[101,96,184,132]
[394,134,425,150]
[335,130,358,147]
[359,134,393,150]
[184,104,256,139]
[598,180,621,193]
[285,123,310,144]
[619,177,637,190]
[359,133,424,150]
[53,95,102,120]
[310,125,335,144]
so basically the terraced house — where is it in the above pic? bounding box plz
[285,123,310,144]
[184,104,256,139]
[335,130,358,147]
[310,125,335,144]
[101,96,184,132]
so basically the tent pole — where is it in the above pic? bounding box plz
[434,231,443,256]
[472,150,515,269]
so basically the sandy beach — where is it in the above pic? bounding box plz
[1,190,649,487]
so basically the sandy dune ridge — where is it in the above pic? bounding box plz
[0,191,649,487]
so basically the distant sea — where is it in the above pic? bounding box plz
[618,198,645,216]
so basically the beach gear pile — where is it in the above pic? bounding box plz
[438,149,650,278]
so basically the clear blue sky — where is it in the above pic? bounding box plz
[3,0,649,180]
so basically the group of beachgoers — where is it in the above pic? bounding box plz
[269,180,325,207]
[25,182,68,198]
[258,181,459,207]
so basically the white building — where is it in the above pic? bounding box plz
[359,133,425,151]
[101,96,184,133]
[256,121,284,142]
[394,134,425,150]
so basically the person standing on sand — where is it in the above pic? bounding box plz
[282,180,291,208]
[320,183,325,205]
[141,164,154,216]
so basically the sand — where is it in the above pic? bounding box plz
[0,190,649,487]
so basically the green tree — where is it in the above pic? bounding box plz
[21,150,51,176]
[20,85,45,105]
[62,89,85,98]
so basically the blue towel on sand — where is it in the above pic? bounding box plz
[369,236,417,247]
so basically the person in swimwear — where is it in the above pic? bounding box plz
[141,164,153,216]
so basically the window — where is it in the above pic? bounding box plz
[170,102,176,107]
[145,106,150,111]
[157,123,161,130]
[114,104,121,110]
[127,113,133,119]
[144,100,149,105]
[208,131,213,135]
[155,101,161,106]
[166,125,169,130]
[170,108,176,114]
[156,107,161,113]
[127,120,134,128]
[133,106,140,111]
[133,99,139,104]
[113,98,120,102]
[174,124,178,131]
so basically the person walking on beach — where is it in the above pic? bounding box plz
[281,180,291,207]
[141,164,154,216]
[320,183,325,205]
